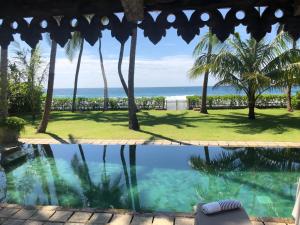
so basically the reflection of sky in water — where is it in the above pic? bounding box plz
[2,144,299,218]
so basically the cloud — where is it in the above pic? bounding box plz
[53,54,217,88]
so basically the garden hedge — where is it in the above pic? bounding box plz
[186,94,292,109]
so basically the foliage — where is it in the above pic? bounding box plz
[294,92,300,109]
[187,94,288,109]
[50,97,166,111]
[0,117,26,132]
[8,82,43,114]
[8,42,48,118]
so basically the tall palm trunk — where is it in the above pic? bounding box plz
[248,93,256,120]
[118,43,129,96]
[98,37,109,111]
[29,48,37,121]
[118,42,138,112]
[72,40,84,112]
[286,39,297,112]
[37,40,57,133]
[128,24,139,130]
[0,47,8,121]
[201,30,213,114]
[286,84,293,112]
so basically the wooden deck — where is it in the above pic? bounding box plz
[0,204,295,225]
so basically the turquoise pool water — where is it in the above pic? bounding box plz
[0,144,299,218]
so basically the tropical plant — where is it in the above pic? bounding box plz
[189,30,222,114]
[11,43,47,121]
[203,33,300,119]
[272,29,300,111]
[37,40,57,133]
[65,31,84,112]
[0,46,9,121]
[128,24,139,130]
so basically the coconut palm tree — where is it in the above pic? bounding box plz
[0,46,8,121]
[128,24,139,130]
[37,40,57,133]
[202,33,300,119]
[98,37,109,111]
[273,28,300,112]
[189,30,222,114]
[65,32,84,112]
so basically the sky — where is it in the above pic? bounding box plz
[9,10,282,89]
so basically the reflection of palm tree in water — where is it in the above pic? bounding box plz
[129,145,140,211]
[70,145,125,209]
[190,146,299,215]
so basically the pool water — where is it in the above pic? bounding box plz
[0,144,299,218]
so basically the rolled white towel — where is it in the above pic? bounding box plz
[202,200,242,215]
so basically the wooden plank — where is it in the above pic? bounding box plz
[251,222,264,225]
[109,214,132,225]
[88,212,112,224]
[49,211,73,222]
[68,212,92,223]
[175,217,194,225]
[131,215,153,225]
[153,216,174,225]
[264,222,288,225]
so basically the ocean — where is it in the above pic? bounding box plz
[52,86,300,98]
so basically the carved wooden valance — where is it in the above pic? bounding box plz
[0,0,298,48]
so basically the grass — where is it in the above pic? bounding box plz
[20,108,300,142]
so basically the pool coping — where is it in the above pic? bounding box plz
[0,203,295,224]
[16,138,300,148]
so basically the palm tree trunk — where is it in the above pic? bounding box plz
[37,40,57,133]
[118,42,138,112]
[128,24,139,130]
[200,30,213,114]
[72,40,84,112]
[248,94,256,120]
[30,48,36,121]
[0,47,8,121]
[118,43,129,96]
[286,84,293,112]
[99,37,109,111]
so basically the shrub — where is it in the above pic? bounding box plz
[187,94,288,109]
[51,96,166,111]
[0,117,26,132]
[8,82,43,114]
[295,92,300,110]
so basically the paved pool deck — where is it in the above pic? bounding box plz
[0,204,295,225]
[18,139,300,148]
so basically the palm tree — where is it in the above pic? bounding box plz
[274,28,300,112]
[0,46,8,121]
[203,33,300,119]
[128,24,139,130]
[65,32,84,112]
[98,37,109,110]
[189,30,222,114]
[37,40,57,133]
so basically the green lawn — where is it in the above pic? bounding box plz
[20,108,300,142]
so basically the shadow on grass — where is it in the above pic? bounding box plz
[45,132,68,144]
[21,110,300,140]
[138,129,191,145]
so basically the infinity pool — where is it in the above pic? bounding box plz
[0,144,299,218]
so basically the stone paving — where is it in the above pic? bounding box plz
[0,204,295,225]
[18,139,300,148]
